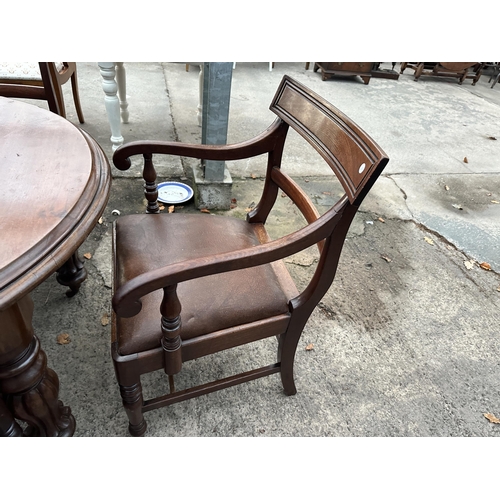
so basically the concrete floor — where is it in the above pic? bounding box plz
[5,62,500,440]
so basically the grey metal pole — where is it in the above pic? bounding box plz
[201,62,233,182]
[192,62,233,209]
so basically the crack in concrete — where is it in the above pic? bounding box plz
[378,172,500,277]
[160,62,191,179]
[161,62,180,144]
[384,173,407,199]
[377,175,499,279]
[383,174,416,222]
[409,220,500,288]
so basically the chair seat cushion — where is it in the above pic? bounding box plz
[0,62,64,80]
[0,62,41,80]
[114,213,294,356]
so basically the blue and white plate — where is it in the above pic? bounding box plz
[157,182,194,204]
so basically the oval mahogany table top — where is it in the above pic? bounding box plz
[0,97,111,310]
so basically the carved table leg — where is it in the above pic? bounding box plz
[0,396,23,437]
[115,62,129,124]
[197,64,203,126]
[56,250,88,297]
[0,295,76,437]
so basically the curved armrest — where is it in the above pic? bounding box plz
[113,119,286,171]
[112,204,344,318]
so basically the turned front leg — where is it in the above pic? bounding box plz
[119,381,147,437]
[143,153,160,214]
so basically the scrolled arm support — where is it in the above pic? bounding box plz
[116,299,143,318]
[143,153,160,214]
[112,119,286,169]
[114,156,132,171]
[161,284,182,376]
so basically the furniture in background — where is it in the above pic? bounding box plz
[371,62,400,80]
[184,62,204,125]
[400,62,484,85]
[110,75,389,436]
[232,62,274,71]
[487,63,500,88]
[312,63,399,84]
[0,62,84,122]
[98,62,128,151]
[314,62,375,84]
[0,97,111,436]
[99,62,204,151]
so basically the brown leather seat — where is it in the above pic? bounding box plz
[114,213,295,356]
[111,75,389,436]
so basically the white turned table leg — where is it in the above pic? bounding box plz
[115,62,129,124]
[198,64,203,127]
[98,62,123,151]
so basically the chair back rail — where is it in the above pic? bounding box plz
[270,75,388,204]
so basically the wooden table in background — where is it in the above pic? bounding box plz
[0,97,111,436]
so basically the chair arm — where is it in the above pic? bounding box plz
[113,119,286,171]
[112,205,343,318]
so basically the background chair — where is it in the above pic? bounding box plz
[0,62,84,122]
[400,62,483,85]
[111,75,389,436]
[487,63,500,88]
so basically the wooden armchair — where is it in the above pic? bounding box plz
[111,75,389,436]
[0,62,84,122]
